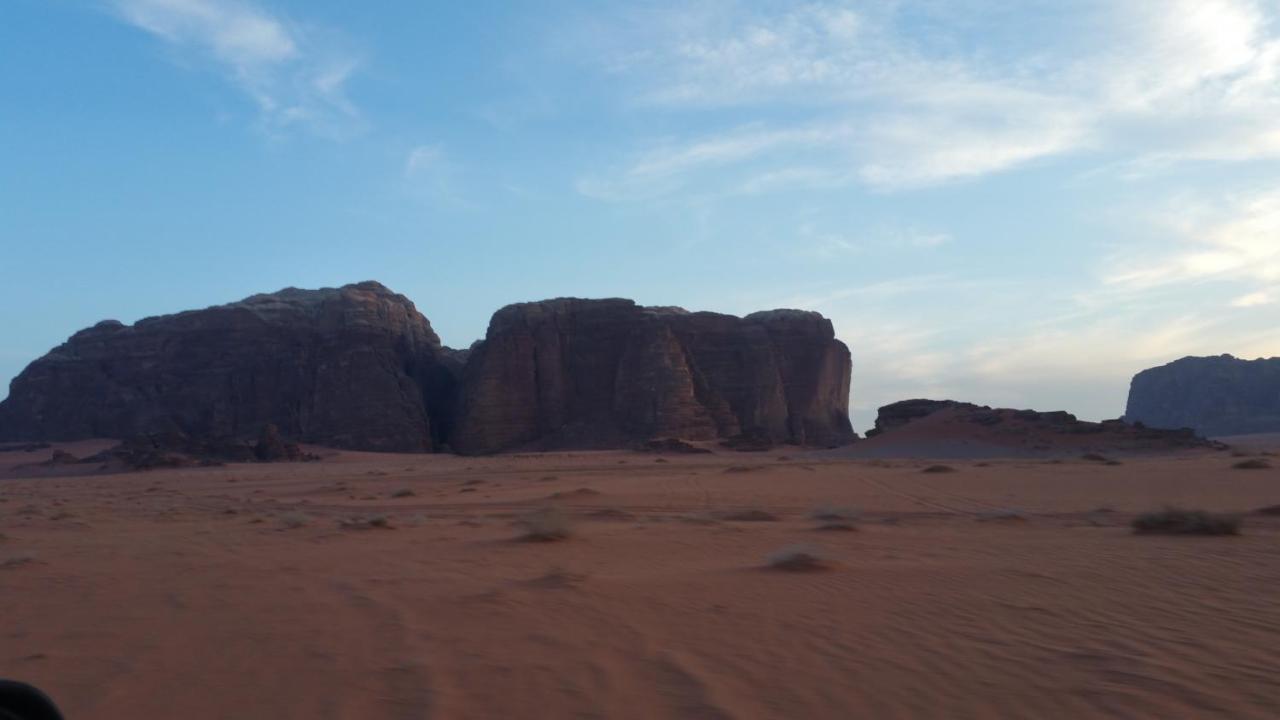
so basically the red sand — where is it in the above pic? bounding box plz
[3,443,1279,718]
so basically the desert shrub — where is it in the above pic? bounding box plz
[391,488,416,498]
[810,505,859,531]
[339,514,393,530]
[1233,459,1272,470]
[519,506,572,541]
[279,511,309,529]
[1132,508,1241,536]
[766,545,828,571]
[720,509,780,522]
[922,464,956,474]
[1081,453,1110,462]
[976,509,1028,523]
[0,553,36,569]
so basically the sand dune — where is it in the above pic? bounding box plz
[3,444,1279,718]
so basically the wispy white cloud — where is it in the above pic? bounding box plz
[113,0,361,135]
[1104,189,1280,293]
[575,0,1280,197]
[1232,289,1277,307]
[401,144,475,209]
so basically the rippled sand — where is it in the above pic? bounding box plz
[3,443,1279,719]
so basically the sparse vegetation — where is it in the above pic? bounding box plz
[720,509,780,522]
[922,464,956,474]
[0,553,36,569]
[1132,508,1241,536]
[1233,458,1272,470]
[810,505,859,531]
[976,509,1028,523]
[339,514,393,530]
[1253,504,1280,516]
[519,506,572,541]
[391,488,416,498]
[279,511,309,529]
[1080,453,1110,462]
[766,545,829,572]
[549,487,600,499]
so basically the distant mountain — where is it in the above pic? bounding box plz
[0,283,855,454]
[1124,355,1280,437]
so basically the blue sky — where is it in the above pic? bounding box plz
[2,0,1279,431]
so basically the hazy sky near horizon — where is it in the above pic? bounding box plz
[3,0,1279,431]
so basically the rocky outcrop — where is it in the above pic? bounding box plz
[1125,355,1280,437]
[865,399,962,437]
[0,282,458,452]
[0,287,856,455]
[863,398,1221,454]
[450,298,854,454]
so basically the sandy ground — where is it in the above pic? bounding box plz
[3,443,1280,719]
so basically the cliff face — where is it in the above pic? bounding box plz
[0,282,457,452]
[1124,355,1280,437]
[0,288,856,454]
[450,299,854,454]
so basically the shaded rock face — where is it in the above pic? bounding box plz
[0,287,856,455]
[450,299,854,454]
[866,399,960,437]
[867,398,1220,451]
[0,282,458,452]
[1124,355,1280,437]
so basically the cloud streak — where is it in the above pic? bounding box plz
[113,0,361,135]
[575,0,1280,198]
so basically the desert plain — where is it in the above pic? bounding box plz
[3,439,1280,719]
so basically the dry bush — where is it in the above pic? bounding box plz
[766,545,829,572]
[519,506,572,541]
[922,464,956,474]
[279,511,309,529]
[1233,458,1272,470]
[391,488,416,498]
[1132,508,1241,536]
[340,515,393,530]
[1,553,37,569]
[976,509,1028,523]
[720,509,780,522]
[810,505,859,531]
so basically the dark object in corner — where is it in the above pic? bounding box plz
[0,680,64,720]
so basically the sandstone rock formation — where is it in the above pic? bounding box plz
[1125,355,1280,437]
[862,398,1222,455]
[450,299,854,454]
[0,282,457,452]
[0,287,856,454]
